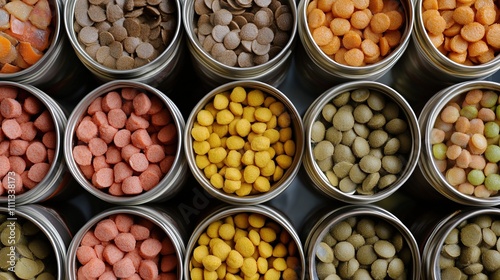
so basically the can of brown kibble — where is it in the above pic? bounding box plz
[182,0,298,88]
[302,80,420,204]
[63,0,185,93]
[0,81,71,205]
[414,80,500,206]
[390,0,500,112]
[418,207,500,280]
[296,0,414,92]
[0,204,73,279]
[64,80,188,205]
[304,204,421,280]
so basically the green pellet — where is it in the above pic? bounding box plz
[0,272,15,280]
[480,90,498,108]
[460,105,478,119]
[15,258,38,279]
[28,239,51,260]
[1,225,21,247]
[484,122,500,138]
[467,170,485,186]
[432,143,448,160]
[485,173,500,191]
[485,145,500,163]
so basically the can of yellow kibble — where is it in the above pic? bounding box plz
[304,204,421,280]
[302,80,420,204]
[295,0,414,91]
[414,80,500,206]
[184,80,304,205]
[184,204,305,280]
[418,207,500,279]
[0,204,73,280]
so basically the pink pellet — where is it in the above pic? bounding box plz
[115,214,134,233]
[77,245,98,265]
[130,224,150,241]
[92,110,109,127]
[82,258,106,278]
[102,91,123,112]
[93,155,110,171]
[2,119,22,139]
[94,219,119,242]
[133,93,152,116]
[27,162,50,183]
[121,176,143,195]
[19,122,37,141]
[103,244,125,265]
[113,257,136,278]
[115,232,136,252]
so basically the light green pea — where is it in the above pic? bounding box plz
[467,170,485,186]
[481,90,498,108]
[432,143,448,160]
[485,173,500,191]
[484,122,500,138]
[485,145,500,163]
[460,105,478,119]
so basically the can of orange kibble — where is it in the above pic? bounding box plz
[296,0,414,91]
[415,80,500,206]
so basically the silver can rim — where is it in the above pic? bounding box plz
[304,204,422,280]
[183,204,306,280]
[183,80,305,205]
[63,80,186,205]
[418,80,500,206]
[302,80,421,204]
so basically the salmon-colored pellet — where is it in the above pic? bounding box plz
[445,166,466,186]
[105,146,122,164]
[0,98,22,118]
[131,129,153,149]
[125,249,143,271]
[77,119,98,143]
[468,118,484,134]
[2,173,22,193]
[113,257,136,278]
[469,155,486,170]
[159,156,175,174]
[103,244,125,265]
[126,113,149,131]
[81,258,106,278]
[97,271,116,280]
[28,162,50,182]
[131,224,150,240]
[108,108,127,129]
[2,119,22,139]
[332,0,354,18]
[115,232,136,252]
[160,254,177,272]
[0,156,9,177]
[151,111,172,127]
[157,123,177,145]
[94,167,114,188]
[94,219,119,242]
[140,238,163,259]
[82,230,101,247]
[145,144,166,163]
[9,139,29,156]
[139,259,159,279]
[74,145,93,166]
[115,214,134,233]
[92,111,109,127]
[113,129,131,148]
[88,97,103,115]
[8,156,25,175]
[129,153,149,172]
[76,245,97,265]
[20,122,37,141]
[344,48,364,66]
[370,12,391,33]
[89,137,108,157]
[454,116,470,133]
[42,131,56,149]
[113,162,133,183]
[121,87,139,101]
[450,131,470,147]
[99,124,119,144]
[139,170,161,191]
[133,93,152,116]
[102,91,123,112]
[122,176,143,195]
[160,238,175,255]
[446,144,462,160]
[109,182,124,196]
[120,144,141,162]
[26,141,47,163]
[455,149,471,168]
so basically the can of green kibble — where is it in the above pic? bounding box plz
[64,80,188,205]
[182,0,297,88]
[390,0,500,112]
[295,0,414,92]
[416,80,500,206]
[0,204,73,279]
[303,204,421,279]
[302,80,420,204]
[184,204,306,280]
[66,205,186,279]
[419,207,500,279]
[63,0,185,93]
[0,81,71,205]
[184,80,304,205]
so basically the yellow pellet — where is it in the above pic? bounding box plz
[260,227,277,243]
[202,255,222,271]
[241,257,258,277]
[236,182,253,196]
[283,140,296,156]
[236,119,252,137]
[242,150,255,165]
[193,245,209,263]
[251,136,271,151]
[255,107,273,122]
[208,147,227,163]
[272,258,287,271]
[208,133,221,148]
[190,267,203,280]
[244,165,261,183]
[214,93,230,110]
[225,168,242,181]
[279,127,293,142]
[276,155,293,169]
[249,214,266,228]
[210,173,224,189]
[264,96,277,107]
[207,221,223,238]
[225,150,242,168]
[278,112,291,128]
[229,101,244,116]
[264,268,281,280]
[204,164,218,179]
[272,142,285,155]
[234,213,250,228]
[226,136,245,150]
[197,110,215,126]
[269,102,286,116]
[248,229,261,246]
[234,228,248,241]
[230,86,247,102]
[204,269,218,280]
[252,122,268,134]
[267,115,278,129]
[216,264,227,279]
[260,161,276,177]
[257,257,269,274]
[282,268,299,280]
[224,180,241,193]
[196,155,211,169]
[198,233,211,245]
[235,237,255,257]
[267,147,276,159]
[254,176,271,192]
[226,250,244,269]
[212,239,232,261]
[192,126,211,141]
[212,123,228,137]
[272,243,287,258]
[243,106,257,122]
[247,89,265,106]
[219,224,236,241]
[228,118,240,135]
[193,141,211,155]
[263,129,280,144]
[255,151,271,168]
[217,109,235,125]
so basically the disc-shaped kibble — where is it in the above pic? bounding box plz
[373,240,396,258]
[253,53,269,65]
[88,5,107,22]
[75,0,93,27]
[236,0,252,6]
[241,23,258,40]
[96,46,111,63]
[103,55,117,68]
[352,137,370,158]
[330,221,352,241]
[79,26,99,45]
[256,27,274,45]
[311,121,326,142]
[353,104,373,124]
[378,174,397,189]
[98,31,114,46]
[109,25,128,41]
[212,25,231,42]
[211,42,227,57]
[238,52,254,67]
[233,15,248,27]
[334,241,355,262]
[251,40,270,56]
[277,12,292,31]
[106,4,124,22]
[316,242,334,263]
[460,223,482,247]
[332,105,355,131]
[116,56,135,69]
[367,92,386,111]
[223,30,241,49]
[214,9,233,25]
[109,41,124,58]
[313,141,334,161]
[362,172,380,191]
[359,155,381,173]
[254,0,271,7]
[136,42,154,59]
[381,155,402,174]
[273,30,290,47]
[216,49,238,66]
[123,18,141,37]
[254,10,272,28]
[123,36,141,53]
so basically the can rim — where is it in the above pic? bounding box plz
[183,80,305,205]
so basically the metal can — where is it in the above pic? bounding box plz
[304,204,422,279]
[181,0,297,88]
[296,0,414,92]
[64,80,188,205]
[420,207,500,280]
[0,0,92,100]
[302,80,420,204]
[184,204,306,279]
[66,205,186,279]
[416,80,500,206]
[0,204,73,279]
[184,80,304,205]
[63,0,185,93]
[390,0,500,111]
[0,82,70,205]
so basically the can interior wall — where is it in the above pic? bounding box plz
[303,204,422,280]
[183,80,305,205]
[390,0,500,111]
[184,205,306,279]
[181,0,298,88]
[0,82,69,205]
[302,81,421,204]
[66,206,186,279]
[64,80,188,205]
[417,81,500,206]
[63,0,185,92]
[296,0,414,92]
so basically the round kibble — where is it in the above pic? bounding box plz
[190,87,296,196]
[315,216,411,279]
[431,88,500,198]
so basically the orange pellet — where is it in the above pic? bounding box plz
[461,22,485,42]
[312,26,334,46]
[308,8,326,29]
[317,0,335,12]
[452,6,474,25]
[350,10,371,29]
[344,48,365,66]
[332,0,355,18]
[342,30,362,49]
[370,13,391,33]
[360,39,380,57]
[330,18,351,36]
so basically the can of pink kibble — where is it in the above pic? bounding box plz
[64,80,188,205]
[0,81,70,205]
[415,80,500,206]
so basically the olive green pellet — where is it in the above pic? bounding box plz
[316,262,336,279]
[368,130,389,148]
[318,157,334,172]
[322,104,337,123]
[441,267,463,280]
[362,172,380,192]
[352,137,370,158]
[460,105,479,119]
[15,258,39,279]
[330,221,352,241]
[382,102,400,121]
[381,156,403,174]
[485,173,500,191]
[387,258,405,279]
[356,245,377,265]
[482,249,500,271]
[341,130,357,146]
[353,104,373,124]
[0,272,15,280]
[374,240,396,259]
[378,174,397,189]
[332,106,355,132]
[359,155,381,174]
[385,118,408,135]
[333,161,353,179]
[334,241,355,262]
[349,164,367,184]
[367,114,386,129]
[484,122,499,138]
[314,141,335,161]
[339,177,357,193]
[383,138,400,155]
[312,121,326,143]
[353,123,370,138]
[333,145,356,164]
[326,170,339,186]
[337,258,358,278]
[370,259,388,279]
[325,127,343,146]
[316,242,334,263]
[332,92,351,107]
[367,92,385,111]
[350,88,370,102]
